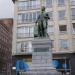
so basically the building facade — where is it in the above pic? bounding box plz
[0,19,13,75]
[12,0,75,75]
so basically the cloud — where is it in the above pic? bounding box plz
[0,0,14,18]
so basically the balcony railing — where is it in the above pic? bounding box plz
[18,5,40,11]
[17,33,34,38]
[17,19,37,24]
[59,31,67,34]
[16,48,32,55]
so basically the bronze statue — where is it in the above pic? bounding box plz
[34,6,50,37]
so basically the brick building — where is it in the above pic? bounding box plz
[0,18,13,75]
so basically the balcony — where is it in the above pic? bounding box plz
[18,5,40,11]
[71,1,75,6]
[16,48,32,55]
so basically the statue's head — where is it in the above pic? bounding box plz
[41,6,45,12]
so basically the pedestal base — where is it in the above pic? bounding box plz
[20,69,61,75]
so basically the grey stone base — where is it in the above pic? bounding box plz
[20,69,61,75]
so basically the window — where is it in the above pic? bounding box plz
[59,25,67,33]
[16,43,21,53]
[71,8,75,20]
[16,42,32,53]
[28,42,32,52]
[48,11,53,20]
[21,42,29,52]
[32,12,37,22]
[71,0,75,6]
[46,0,52,7]
[35,0,40,8]
[36,11,40,20]
[47,26,54,34]
[72,38,75,45]
[72,39,75,48]
[18,14,22,23]
[17,26,34,38]
[22,13,25,23]
[58,10,66,20]
[18,2,25,10]
[72,39,75,51]
[26,13,28,22]
[59,39,68,49]
[58,0,65,6]
[17,27,25,34]
[30,27,34,37]
[18,11,40,24]
[44,0,52,7]
[29,13,32,22]
[18,0,40,10]
[72,23,75,33]
[25,27,29,37]
[51,40,54,48]
[32,0,36,8]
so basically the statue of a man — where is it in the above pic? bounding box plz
[34,6,50,37]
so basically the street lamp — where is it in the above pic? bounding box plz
[12,67,16,75]
[12,67,16,70]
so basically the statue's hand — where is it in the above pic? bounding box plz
[35,20,37,24]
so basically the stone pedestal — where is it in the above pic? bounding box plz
[32,38,54,69]
[22,38,61,75]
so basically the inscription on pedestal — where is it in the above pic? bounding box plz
[34,48,49,52]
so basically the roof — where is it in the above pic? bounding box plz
[0,18,13,25]
[0,18,13,30]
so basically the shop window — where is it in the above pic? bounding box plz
[53,58,71,75]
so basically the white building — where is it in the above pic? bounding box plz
[12,0,75,74]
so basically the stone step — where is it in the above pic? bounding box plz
[20,70,62,75]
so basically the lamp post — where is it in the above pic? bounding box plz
[12,67,16,75]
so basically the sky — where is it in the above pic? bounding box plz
[0,0,14,19]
